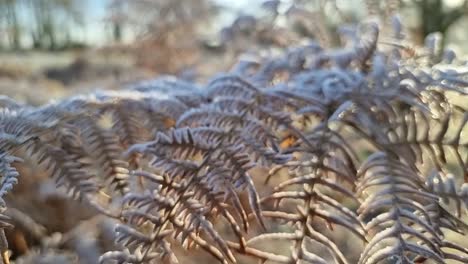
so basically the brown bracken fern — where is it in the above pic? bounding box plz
[1,11,468,264]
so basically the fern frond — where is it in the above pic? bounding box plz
[0,153,22,264]
[248,122,362,264]
[357,152,444,264]
[49,128,99,200]
[79,117,130,195]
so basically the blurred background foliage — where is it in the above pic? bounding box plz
[1,0,468,102]
[1,0,468,50]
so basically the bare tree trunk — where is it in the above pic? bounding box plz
[3,0,21,50]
